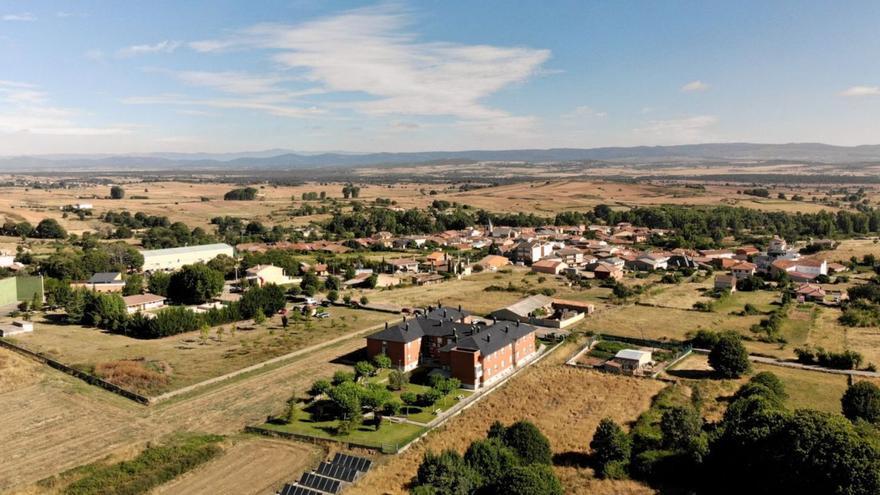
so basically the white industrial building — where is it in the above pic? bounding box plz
[140,243,234,272]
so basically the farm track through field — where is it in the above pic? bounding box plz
[0,335,364,492]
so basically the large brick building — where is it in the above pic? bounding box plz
[366,306,538,388]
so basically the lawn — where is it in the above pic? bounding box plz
[4,305,393,395]
[665,353,853,415]
[261,412,425,451]
[710,290,780,314]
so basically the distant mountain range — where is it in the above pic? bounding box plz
[2,143,880,172]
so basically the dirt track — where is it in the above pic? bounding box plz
[0,335,363,493]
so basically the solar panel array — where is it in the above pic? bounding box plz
[277,452,373,495]
[316,461,360,483]
[278,484,323,495]
[298,472,341,494]
[331,453,373,473]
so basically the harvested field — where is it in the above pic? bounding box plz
[825,238,880,264]
[0,347,41,393]
[152,437,322,495]
[0,331,366,492]
[351,342,663,495]
[580,304,762,342]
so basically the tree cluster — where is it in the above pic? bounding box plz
[590,375,880,495]
[411,420,561,495]
[223,187,258,200]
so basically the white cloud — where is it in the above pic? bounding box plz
[634,115,718,144]
[121,94,323,118]
[171,70,289,95]
[2,12,36,21]
[564,105,607,118]
[681,80,710,93]
[189,4,549,130]
[0,80,131,136]
[840,85,880,97]
[117,40,181,58]
[84,49,105,61]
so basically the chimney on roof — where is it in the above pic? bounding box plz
[504,326,509,333]
[385,322,388,330]
[458,304,462,312]
[516,320,520,327]
[438,301,443,308]
[405,322,410,332]
[443,309,447,319]
[492,315,497,324]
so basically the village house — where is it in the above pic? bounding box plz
[626,253,669,272]
[794,283,826,302]
[604,349,652,375]
[531,259,569,275]
[730,261,757,280]
[122,293,166,314]
[554,247,585,266]
[423,251,448,270]
[245,264,297,287]
[735,246,760,260]
[513,240,553,264]
[714,274,738,292]
[71,272,126,293]
[770,258,828,282]
[592,263,624,280]
[385,258,420,273]
[699,249,735,260]
[299,262,329,276]
[490,294,593,329]
[477,254,511,272]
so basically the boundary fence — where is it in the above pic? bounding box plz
[0,338,151,404]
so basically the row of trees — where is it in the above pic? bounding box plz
[412,420,561,495]
[59,271,285,339]
[0,218,66,239]
[590,373,880,494]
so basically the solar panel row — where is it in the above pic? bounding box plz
[299,472,341,494]
[278,484,323,495]
[331,453,373,473]
[317,461,359,482]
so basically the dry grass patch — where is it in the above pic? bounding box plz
[93,359,170,396]
[0,348,41,393]
[352,349,663,495]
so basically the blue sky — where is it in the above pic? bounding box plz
[1,0,879,154]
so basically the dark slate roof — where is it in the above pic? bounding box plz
[424,306,470,322]
[441,320,537,357]
[367,316,478,343]
[87,272,123,284]
[366,318,425,343]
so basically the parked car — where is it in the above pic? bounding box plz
[316,312,330,319]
